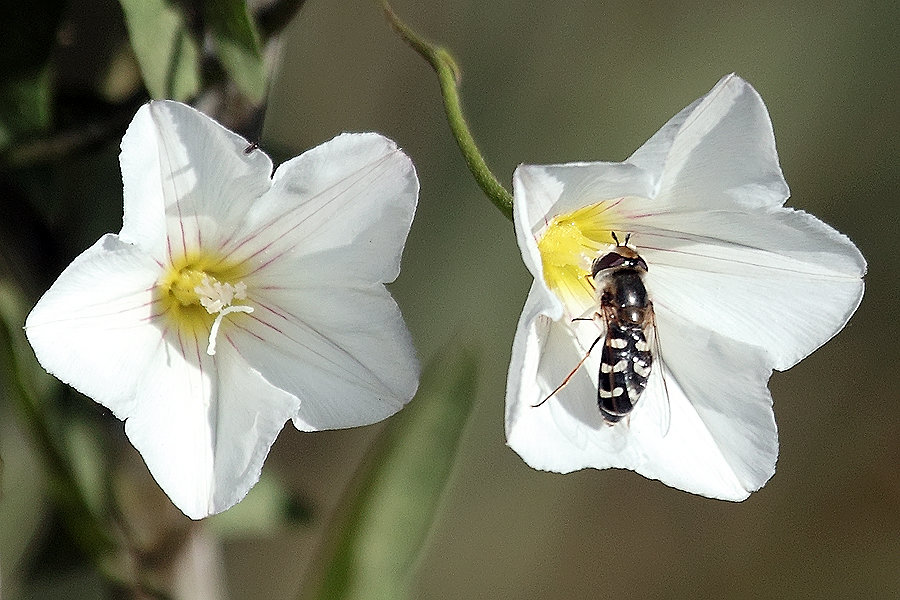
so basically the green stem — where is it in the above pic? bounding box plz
[382,1,514,222]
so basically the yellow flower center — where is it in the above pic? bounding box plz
[158,254,253,355]
[536,200,619,314]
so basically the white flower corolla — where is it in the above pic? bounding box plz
[25,101,420,518]
[506,74,866,501]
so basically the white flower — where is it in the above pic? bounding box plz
[25,101,420,518]
[506,74,866,501]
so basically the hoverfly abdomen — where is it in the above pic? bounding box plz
[597,321,652,422]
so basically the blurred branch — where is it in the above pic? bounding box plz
[382,1,514,221]
[0,96,142,168]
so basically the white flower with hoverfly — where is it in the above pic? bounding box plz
[506,74,866,501]
[25,101,420,518]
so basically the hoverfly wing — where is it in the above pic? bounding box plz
[637,304,672,437]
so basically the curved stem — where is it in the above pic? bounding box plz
[382,1,514,222]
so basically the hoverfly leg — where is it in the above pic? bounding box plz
[532,328,604,408]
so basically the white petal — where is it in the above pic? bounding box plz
[25,235,163,417]
[228,282,419,431]
[514,162,656,239]
[630,207,866,370]
[512,165,562,284]
[124,339,298,519]
[652,308,778,495]
[506,287,626,469]
[506,285,777,500]
[628,74,789,211]
[119,101,274,260]
[226,133,418,285]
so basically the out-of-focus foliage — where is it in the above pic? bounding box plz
[118,0,202,101]
[304,348,478,600]
[117,0,269,102]
[204,0,268,102]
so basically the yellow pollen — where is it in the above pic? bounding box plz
[536,200,619,313]
[167,268,211,307]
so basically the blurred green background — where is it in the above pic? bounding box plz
[1,0,897,598]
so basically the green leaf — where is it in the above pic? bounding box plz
[304,347,480,600]
[204,0,267,102]
[118,0,201,100]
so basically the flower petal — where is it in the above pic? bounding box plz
[119,101,274,261]
[628,74,789,211]
[124,339,299,518]
[506,286,777,500]
[226,133,418,285]
[228,283,419,431]
[653,307,778,495]
[630,206,866,370]
[25,234,163,417]
[514,162,656,243]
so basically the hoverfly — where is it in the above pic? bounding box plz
[536,233,668,429]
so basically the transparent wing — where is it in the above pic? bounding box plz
[623,303,671,438]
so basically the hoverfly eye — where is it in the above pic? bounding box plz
[635,256,649,272]
[591,252,625,277]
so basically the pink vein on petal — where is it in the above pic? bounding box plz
[28,288,159,330]
[628,226,854,278]
[152,107,200,265]
[224,150,399,275]
[237,298,394,395]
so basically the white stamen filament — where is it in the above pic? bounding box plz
[193,276,253,356]
[206,305,254,356]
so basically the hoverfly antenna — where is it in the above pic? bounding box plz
[610,231,632,247]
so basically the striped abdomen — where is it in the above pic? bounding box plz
[598,321,652,422]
